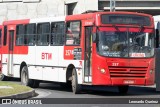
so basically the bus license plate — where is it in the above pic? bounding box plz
[123,80,135,84]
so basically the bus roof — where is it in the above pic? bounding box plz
[3,19,30,25]
[66,11,153,21]
[3,11,153,26]
[3,16,65,25]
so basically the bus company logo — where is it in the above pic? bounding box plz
[2,99,11,104]
[41,52,52,60]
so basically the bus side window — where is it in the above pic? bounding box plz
[51,22,65,45]
[65,21,81,45]
[24,23,36,46]
[16,24,24,46]
[37,23,50,46]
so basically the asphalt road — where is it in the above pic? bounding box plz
[34,82,160,107]
[6,79,160,98]
[34,82,159,98]
[3,80,160,107]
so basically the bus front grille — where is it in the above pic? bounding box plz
[109,66,147,78]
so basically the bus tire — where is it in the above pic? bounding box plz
[0,73,8,81]
[0,73,12,81]
[21,66,34,87]
[118,86,129,94]
[71,68,81,94]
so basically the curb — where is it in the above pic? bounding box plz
[0,89,37,99]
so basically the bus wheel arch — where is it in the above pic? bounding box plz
[61,64,74,88]
[20,62,40,88]
[66,64,81,94]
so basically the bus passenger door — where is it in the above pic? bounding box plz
[84,27,92,82]
[8,29,15,76]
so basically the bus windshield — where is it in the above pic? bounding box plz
[96,30,154,58]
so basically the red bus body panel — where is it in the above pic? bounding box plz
[1,19,30,55]
[66,11,155,86]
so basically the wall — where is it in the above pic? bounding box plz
[0,0,65,24]
[0,0,159,24]
[0,0,98,24]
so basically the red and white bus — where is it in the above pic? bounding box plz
[0,11,155,94]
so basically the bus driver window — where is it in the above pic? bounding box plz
[66,21,80,45]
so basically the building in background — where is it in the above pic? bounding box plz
[99,0,160,15]
[0,0,159,23]
[0,0,98,23]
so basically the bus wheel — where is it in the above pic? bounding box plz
[118,86,129,94]
[21,66,33,87]
[71,68,81,94]
[0,73,7,81]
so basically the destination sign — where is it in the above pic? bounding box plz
[101,14,151,26]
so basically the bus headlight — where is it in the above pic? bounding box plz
[100,69,106,74]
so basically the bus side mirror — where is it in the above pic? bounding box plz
[156,29,159,48]
[92,33,97,43]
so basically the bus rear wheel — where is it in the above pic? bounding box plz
[118,86,129,94]
[21,66,34,87]
[71,68,81,94]
[0,73,9,81]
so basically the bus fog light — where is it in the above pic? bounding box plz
[150,70,153,74]
[100,69,106,74]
